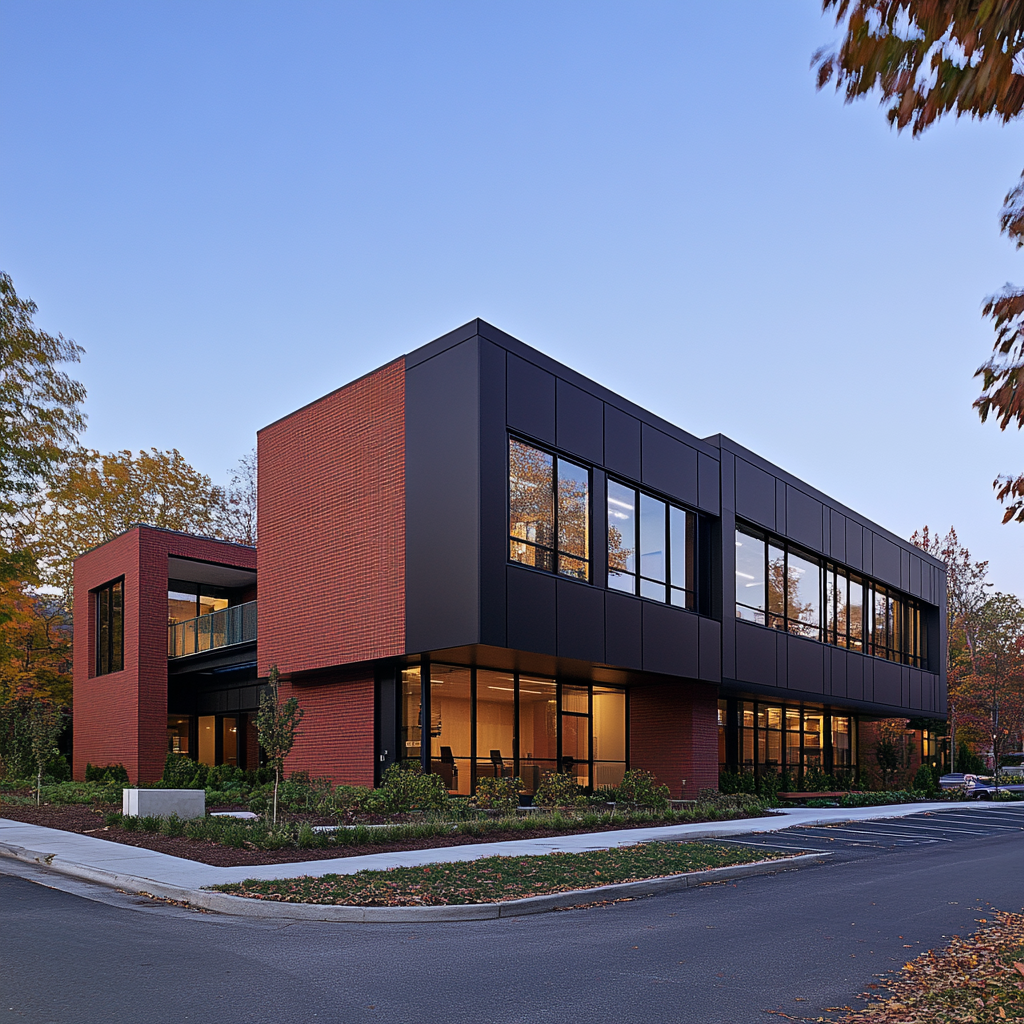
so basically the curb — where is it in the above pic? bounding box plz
[0,840,832,922]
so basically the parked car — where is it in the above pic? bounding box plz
[939,772,1024,799]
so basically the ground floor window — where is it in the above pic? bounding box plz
[399,661,627,797]
[168,713,251,769]
[718,697,858,787]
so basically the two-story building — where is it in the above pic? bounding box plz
[73,319,947,797]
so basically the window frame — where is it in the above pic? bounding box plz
[606,476,698,609]
[94,577,125,676]
[507,435,592,582]
[735,523,928,669]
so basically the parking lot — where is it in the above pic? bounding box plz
[716,803,1024,859]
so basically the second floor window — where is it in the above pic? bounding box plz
[95,579,124,675]
[509,438,590,581]
[607,480,696,608]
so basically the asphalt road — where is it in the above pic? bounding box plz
[1,806,1021,1024]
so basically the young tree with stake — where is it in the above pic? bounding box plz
[256,665,303,824]
[28,699,64,806]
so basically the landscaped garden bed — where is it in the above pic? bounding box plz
[207,841,792,906]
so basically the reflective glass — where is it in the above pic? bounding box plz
[168,590,198,625]
[786,551,821,638]
[592,687,625,761]
[607,481,636,577]
[519,676,557,794]
[639,494,666,583]
[222,717,238,767]
[475,669,514,783]
[400,666,422,764]
[561,713,589,786]
[849,578,864,650]
[198,715,216,766]
[735,530,766,621]
[671,506,695,596]
[768,544,786,623]
[561,684,588,714]
[509,440,554,565]
[557,460,589,570]
[167,715,190,755]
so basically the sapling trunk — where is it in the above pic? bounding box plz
[273,766,280,825]
[36,766,42,806]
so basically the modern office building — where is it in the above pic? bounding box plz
[73,320,947,797]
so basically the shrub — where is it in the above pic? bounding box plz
[839,790,924,808]
[913,764,939,797]
[534,771,584,809]
[718,769,757,795]
[85,763,129,785]
[471,776,522,814]
[957,744,987,775]
[369,763,449,813]
[615,769,670,810]
[696,789,767,815]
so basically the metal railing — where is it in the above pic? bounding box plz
[168,600,257,658]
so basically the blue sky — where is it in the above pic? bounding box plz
[2,1,1023,594]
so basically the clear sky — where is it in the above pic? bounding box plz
[2,1,1023,594]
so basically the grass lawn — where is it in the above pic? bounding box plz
[835,910,1024,1023]
[208,841,794,907]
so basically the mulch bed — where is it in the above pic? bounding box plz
[0,803,766,869]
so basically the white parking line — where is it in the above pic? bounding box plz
[857,821,989,836]
[796,827,950,842]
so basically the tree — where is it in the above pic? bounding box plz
[814,3,1024,520]
[213,448,257,546]
[28,698,64,805]
[911,526,992,770]
[256,665,303,824]
[34,447,224,603]
[0,272,86,544]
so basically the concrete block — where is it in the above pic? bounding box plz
[122,789,205,819]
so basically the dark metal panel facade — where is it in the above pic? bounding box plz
[556,578,604,663]
[507,353,555,444]
[735,458,775,530]
[603,405,641,480]
[640,424,698,507]
[556,378,603,465]
[506,566,556,657]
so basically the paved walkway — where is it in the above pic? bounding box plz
[0,801,987,890]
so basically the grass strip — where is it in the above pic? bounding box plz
[831,910,1024,1023]
[207,841,793,906]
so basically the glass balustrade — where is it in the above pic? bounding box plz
[168,600,257,657]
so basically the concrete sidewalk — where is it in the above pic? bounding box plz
[0,801,976,893]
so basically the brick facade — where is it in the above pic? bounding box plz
[280,670,376,787]
[628,682,719,799]
[73,527,256,784]
[257,359,406,678]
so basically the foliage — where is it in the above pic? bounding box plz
[470,775,522,814]
[957,743,987,775]
[209,841,791,908]
[534,770,585,809]
[212,448,257,545]
[369,763,450,813]
[256,665,304,824]
[839,790,924,808]
[85,762,130,785]
[913,763,940,797]
[0,271,86,538]
[873,718,911,790]
[35,447,224,602]
[28,700,65,805]
[814,5,1024,522]
[613,768,670,810]
[695,789,769,816]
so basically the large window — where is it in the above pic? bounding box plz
[400,663,626,796]
[509,438,590,581]
[95,579,124,675]
[735,526,927,668]
[607,480,696,609]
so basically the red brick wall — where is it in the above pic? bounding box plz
[257,359,405,678]
[280,671,376,787]
[629,682,719,799]
[73,527,256,784]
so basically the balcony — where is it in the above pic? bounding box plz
[169,601,257,658]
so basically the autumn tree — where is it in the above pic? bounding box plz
[34,447,224,603]
[814,3,1024,520]
[911,526,991,771]
[28,698,64,805]
[213,448,257,546]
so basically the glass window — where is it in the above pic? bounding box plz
[198,715,216,766]
[767,544,786,628]
[400,666,422,765]
[607,480,636,592]
[670,505,696,609]
[557,459,590,579]
[786,551,821,640]
[222,717,239,767]
[610,479,698,607]
[199,595,229,617]
[475,669,515,784]
[849,577,864,651]
[167,715,190,755]
[429,665,472,795]
[509,438,589,581]
[832,716,852,767]
[519,676,557,795]
[168,589,198,625]
[95,579,124,676]
[735,530,766,623]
